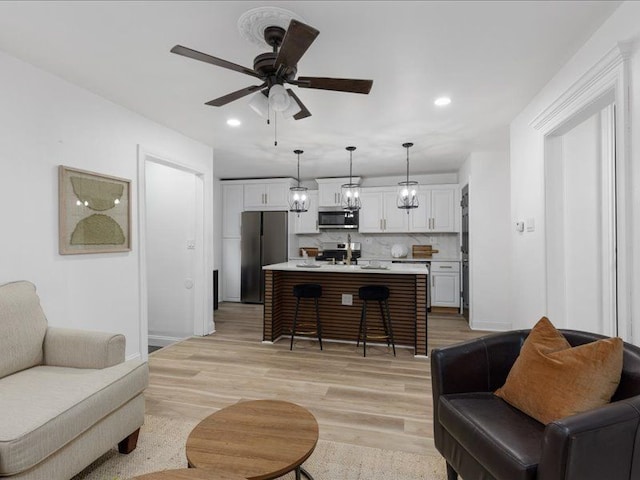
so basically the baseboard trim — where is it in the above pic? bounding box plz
[470,321,511,332]
[148,335,183,347]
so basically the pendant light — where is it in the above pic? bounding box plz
[288,149,309,214]
[341,146,361,211]
[397,142,419,213]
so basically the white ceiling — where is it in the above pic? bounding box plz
[0,1,620,180]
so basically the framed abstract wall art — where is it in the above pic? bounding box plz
[58,166,131,254]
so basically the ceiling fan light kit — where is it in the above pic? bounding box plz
[341,146,361,212]
[397,142,419,213]
[170,7,373,132]
[268,84,290,112]
[289,149,309,214]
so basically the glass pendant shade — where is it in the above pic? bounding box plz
[289,149,309,213]
[249,92,269,117]
[269,84,290,112]
[282,95,302,119]
[341,146,361,211]
[397,180,419,210]
[397,142,419,213]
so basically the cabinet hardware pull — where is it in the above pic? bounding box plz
[440,266,452,269]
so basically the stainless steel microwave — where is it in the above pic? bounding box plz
[318,210,359,229]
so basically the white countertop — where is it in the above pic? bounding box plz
[264,261,429,275]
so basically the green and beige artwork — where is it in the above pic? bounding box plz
[70,176,125,245]
[60,167,130,253]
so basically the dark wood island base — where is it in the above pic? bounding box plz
[263,267,428,356]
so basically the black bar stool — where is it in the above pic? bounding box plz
[290,284,323,351]
[357,285,396,357]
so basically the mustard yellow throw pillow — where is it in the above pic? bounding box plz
[495,317,623,424]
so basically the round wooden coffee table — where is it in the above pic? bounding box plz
[186,400,319,480]
[131,469,246,480]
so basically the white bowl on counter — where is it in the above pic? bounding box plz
[390,244,409,258]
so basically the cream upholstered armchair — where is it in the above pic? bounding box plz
[0,281,148,480]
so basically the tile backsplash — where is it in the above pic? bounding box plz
[295,231,460,259]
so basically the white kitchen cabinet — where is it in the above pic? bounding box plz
[316,177,361,207]
[358,188,408,233]
[294,190,319,234]
[243,179,295,210]
[410,185,458,233]
[222,183,244,238]
[430,261,460,308]
[222,237,241,302]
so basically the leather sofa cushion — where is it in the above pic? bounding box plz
[0,281,48,379]
[439,392,544,480]
[495,317,623,424]
[0,360,148,475]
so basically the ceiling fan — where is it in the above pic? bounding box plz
[170,19,373,120]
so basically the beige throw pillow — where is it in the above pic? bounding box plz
[495,317,623,424]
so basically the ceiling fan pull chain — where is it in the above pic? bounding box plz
[274,112,278,146]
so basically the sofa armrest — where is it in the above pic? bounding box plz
[538,397,640,480]
[43,327,125,369]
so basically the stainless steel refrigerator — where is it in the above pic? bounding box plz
[241,211,288,303]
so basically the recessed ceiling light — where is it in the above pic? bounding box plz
[434,97,451,107]
[226,118,242,127]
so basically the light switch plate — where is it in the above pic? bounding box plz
[526,218,535,232]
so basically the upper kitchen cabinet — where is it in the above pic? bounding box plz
[294,190,319,234]
[243,179,295,211]
[359,188,408,233]
[316,177,361,207]
[222,183,244,238]
[410,185,458,233]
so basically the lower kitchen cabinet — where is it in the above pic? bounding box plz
[431,261,460,308]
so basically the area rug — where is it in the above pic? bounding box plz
[73,415,447,480]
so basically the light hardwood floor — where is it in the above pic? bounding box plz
[145,302,487,456]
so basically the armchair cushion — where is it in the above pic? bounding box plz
[439,392,545,480]
[0,360,148,475]
[495,317,623,424]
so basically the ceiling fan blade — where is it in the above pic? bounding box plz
[286,89,312,120]
[296,77,373,94]
[205,83,267,107]
[171,45,262,79]
[274,20,320,72]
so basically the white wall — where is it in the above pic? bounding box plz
[0,50,214,359]
[458,151,511,330]
[510,1,640,340]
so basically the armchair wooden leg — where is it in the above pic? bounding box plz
[446,462,458,480]
[118,428,140,454]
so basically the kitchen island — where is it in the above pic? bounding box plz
[262,261,429,356]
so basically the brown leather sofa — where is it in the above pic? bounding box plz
[431,329,640,480]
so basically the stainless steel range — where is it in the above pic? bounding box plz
[316,242,361,264]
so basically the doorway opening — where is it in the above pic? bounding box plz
[545,98,617,336]
[461,184,469,322]
[138,148,209,360]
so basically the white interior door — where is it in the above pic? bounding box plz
[546,104,616,335]
[145,161,197,345]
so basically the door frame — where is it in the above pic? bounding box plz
[137,146,210,360]
[532,43,632,341]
